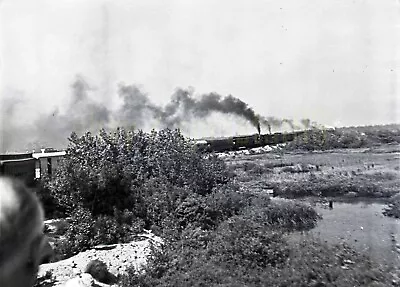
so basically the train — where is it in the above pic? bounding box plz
[1,130,311,185]
[193,130,306,153]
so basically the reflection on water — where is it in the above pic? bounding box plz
[304,199,400,266]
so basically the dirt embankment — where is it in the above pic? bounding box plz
[38,230,162,286]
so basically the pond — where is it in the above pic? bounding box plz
[290,198,400,266]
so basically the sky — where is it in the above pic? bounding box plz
[0,0,399,148]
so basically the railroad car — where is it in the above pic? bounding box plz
[0,153,36,186]
[232,134,261,150]
[0,149,66,185]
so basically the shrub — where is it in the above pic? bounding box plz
[120,221,396,287]
[267,239,395,287]
[243,200,321,231]
[120,217,290,287]
[209,217,289,268]
[85,259,117,284]
[44,128,233,257]
[54,207,144,260]
[45,128,230,217]
[35,177,66,218]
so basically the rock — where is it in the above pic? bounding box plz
[64,273,94,287]
[85,259,114,284]
[343,259,355,265]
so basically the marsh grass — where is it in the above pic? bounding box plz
[233,149,400,199]
[242,200,321,231]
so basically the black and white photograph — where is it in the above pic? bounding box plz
[0,0,399,286]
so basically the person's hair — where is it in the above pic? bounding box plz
[0,177,45,277]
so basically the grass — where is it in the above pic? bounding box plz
[231,147,400,199]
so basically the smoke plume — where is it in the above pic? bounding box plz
[158,88,262,133]
[31,76,111,149]
[1,76,308,152]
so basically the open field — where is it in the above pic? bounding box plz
[225,143,400,199]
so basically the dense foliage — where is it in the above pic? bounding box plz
[120,223,395,287]
[47,128,229,215]
[42,128,231,257]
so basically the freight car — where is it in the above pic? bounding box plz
[261,130,305,146]
[32,149,66,179]
[232,134,261,150]
[0,149,66,185]
[0,153,36,186]
[206,137,235,152]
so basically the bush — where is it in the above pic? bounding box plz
[268,239,395,287]
[120,220,396,287]
[243,200,321,231]
[120,217,289,287]
[35,177,66,218]
[54,207,145,260]
[44,128,233,257]
[85,259,117,284]
[45,128,230,216]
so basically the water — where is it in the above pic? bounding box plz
[301,199,400,266]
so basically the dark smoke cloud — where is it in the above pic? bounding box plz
[159,88,261,133]
[117,86,265,133]
[2,76,310,152]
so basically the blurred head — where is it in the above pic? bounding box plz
[0,177,52,287]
